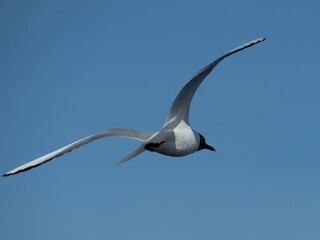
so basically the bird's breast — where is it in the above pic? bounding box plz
[154,128,200,157]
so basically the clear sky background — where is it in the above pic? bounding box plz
[1,0,319,239]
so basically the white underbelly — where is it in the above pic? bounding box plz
[154,128,199,157]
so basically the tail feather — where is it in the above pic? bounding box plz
[115,144,146,165]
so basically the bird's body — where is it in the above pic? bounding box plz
[147,121,200,157]
[3,38,265,177]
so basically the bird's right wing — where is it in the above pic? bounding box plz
[163,38,265,129]
[3,128,155,177]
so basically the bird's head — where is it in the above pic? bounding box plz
[197,133,216,152]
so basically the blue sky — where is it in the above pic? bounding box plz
[1,0,319,239]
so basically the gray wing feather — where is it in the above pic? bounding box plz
[3,128,155,177]
[164,38,265,128]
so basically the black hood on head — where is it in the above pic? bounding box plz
[197,134,216,152]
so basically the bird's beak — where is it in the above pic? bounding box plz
[206,144,216,152]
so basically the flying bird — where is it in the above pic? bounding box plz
[3,38,265,177]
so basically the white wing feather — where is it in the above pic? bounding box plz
[164,38,265,129]
[3,128,155,176]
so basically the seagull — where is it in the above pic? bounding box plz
[3,38,265,177]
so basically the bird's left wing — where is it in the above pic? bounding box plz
[3,128,155,177]
[163,38,265,129]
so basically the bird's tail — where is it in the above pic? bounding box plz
[115,144,146,165]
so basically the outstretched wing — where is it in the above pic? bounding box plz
[164,38,265,128]
[3,128,155,177]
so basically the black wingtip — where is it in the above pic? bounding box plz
[2,171,14,177]
[255,38,266,44]
[253,38,266,44]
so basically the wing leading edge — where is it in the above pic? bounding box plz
[164,38,266,128]
[3,128,155,177]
